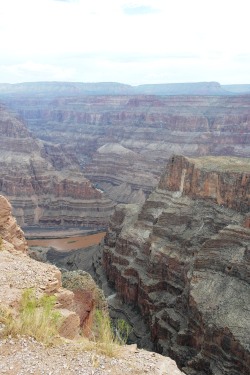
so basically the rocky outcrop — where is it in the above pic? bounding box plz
[4,94,250,207]
[103,155,250,375]
[0,195,106,340]
[0,194,184,375]
[159,155,250,212]
[62,270,108,337]
[0,106,114,227]
[0,195,28,253]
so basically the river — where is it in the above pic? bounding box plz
[27,232,106,251]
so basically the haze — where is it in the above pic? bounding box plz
[1,0,249,84]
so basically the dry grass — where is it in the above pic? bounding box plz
[0,289,62,346]
[0,290,132,358]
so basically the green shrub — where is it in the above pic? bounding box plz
[0,289,62,346]
[91,309,133,356]
[115,318,133,344]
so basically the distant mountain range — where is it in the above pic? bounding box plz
[0,81,250,97]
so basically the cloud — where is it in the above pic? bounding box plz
[123,4,159,15]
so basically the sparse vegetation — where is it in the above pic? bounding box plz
[92,309,119,356]
[0,287,132,357]
[115,318,133,344]
[90,309,133,357]
[0,289,62,346]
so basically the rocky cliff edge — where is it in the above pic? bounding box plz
[103,155,250,375]
[0,194,184,374]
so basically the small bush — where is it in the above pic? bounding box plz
[92,309,118,356]
[91,309,133,357]
[115,318,133,344]
[0,289,62,346]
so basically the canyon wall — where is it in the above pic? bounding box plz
[102,155,250,375]
[0,194,106,340]
[0,106,114,227]
[3,94,249,206]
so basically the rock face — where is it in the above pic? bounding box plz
[0,195,28,253]
[0,195,105,340]
[4,94,250,206]
[0,106,114,227]
[103,155,250,375]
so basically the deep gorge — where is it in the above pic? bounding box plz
[0,84,249,374]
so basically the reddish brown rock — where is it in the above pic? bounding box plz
[0,196,106,340]
[0,195,28,253]
[0,106,114,227]
[5,94,250,208]
[159,155,250,212]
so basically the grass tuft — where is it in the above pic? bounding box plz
[90,309,133,357]
[0,289,62,346]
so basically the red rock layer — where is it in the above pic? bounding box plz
[5,94,250,206]
[0,106,114,227]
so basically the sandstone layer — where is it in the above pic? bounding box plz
[4,94,250,206]
[0,106,114,227]
[103,155,250,375]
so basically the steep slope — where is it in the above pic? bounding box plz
[4,94,250,206]
[0,106,114,227]
[0,194,82,339]
[103,155,250,375]
[0,194,185,375]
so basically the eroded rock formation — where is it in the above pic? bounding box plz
[0,106,114,227]
[103,155,250,375]
[0,194,28,253]
[0,194,106,340]
[4,94,249,206]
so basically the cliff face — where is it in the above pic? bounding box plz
[0,194,185,375]
[4,94,250,206]
[0,106,114,227]
[103,155,250,375]
[0,194,105,340]
[0,194,28,253]
[159,155,250,212]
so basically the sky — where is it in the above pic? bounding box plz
[0,0,250,85]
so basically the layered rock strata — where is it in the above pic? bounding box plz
[0,194,106,340]
[103,155,250,375]
[0,194,185,375]
[4,94,250,205]
[0,106,114,227]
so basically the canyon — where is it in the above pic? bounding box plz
[0,194,184,375]
[0,105,114,228]
[102,155,250,375]
[1,91,250,213]
[0,82,249,374]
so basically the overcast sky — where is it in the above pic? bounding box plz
[1,0,249,85]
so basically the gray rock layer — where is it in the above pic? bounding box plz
[103,156,250,375]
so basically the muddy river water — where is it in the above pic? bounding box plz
[27,232,106,251]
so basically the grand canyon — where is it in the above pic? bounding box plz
[0,81,249,374]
